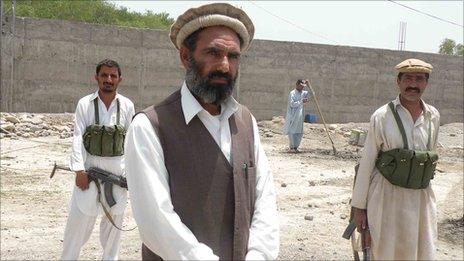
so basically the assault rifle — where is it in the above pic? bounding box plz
[342,213,370,261]
[342,163,370,261]
[50,162,127,207]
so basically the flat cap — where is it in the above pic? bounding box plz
[395,58,433,74]
[170,3,255,51]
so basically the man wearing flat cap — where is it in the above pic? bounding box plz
[350,58,440,259]
[125,3,279,260]
[283,79,311,152]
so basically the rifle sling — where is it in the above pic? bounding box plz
[93,97,121,125]
[92,178,136,232]
[388,101,433,150]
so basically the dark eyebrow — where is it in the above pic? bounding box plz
[204,47,220,53]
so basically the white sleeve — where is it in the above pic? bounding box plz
[125,100,135,129]
[289,92,302,108]
[69,101,87,172]
[246,116,280,260]
[351,114,382,209]
[125,113,219,260]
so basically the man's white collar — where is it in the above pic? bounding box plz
[180,82,239,125]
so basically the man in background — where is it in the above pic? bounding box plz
[283,79,311,152]
[61,59,135,260]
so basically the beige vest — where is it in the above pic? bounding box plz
[140,90,256,260]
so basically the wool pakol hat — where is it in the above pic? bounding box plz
[169,3,255,51]
[395,58,433,74]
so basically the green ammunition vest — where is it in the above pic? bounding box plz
[83,98,126,157]
[375,102,438,189]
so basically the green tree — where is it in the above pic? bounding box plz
[439,38,456,55]
[2,0,173,30]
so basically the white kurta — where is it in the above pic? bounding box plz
[283,89,310,135]
[69,91,135,216]
[125,83,279,260]
[351,96,440,260]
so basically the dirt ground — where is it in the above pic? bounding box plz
[1,114,462,260]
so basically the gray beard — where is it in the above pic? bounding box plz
[185,56,236,105]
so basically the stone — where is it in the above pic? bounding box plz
[2,123,15,132]
[281,183,287,187]
[308,203,313,208]
[304,215,313,221]
[328,124,337,130]
[340,214,347,219]
[449,133,456,137]
[265,133,273,138]
[29,125,43,132]
[30,116,44,125]
[309,181,316,186]
[55,126,71,133]
[272,116,283,123]
[22,133,30,138]
[5,115,20,124]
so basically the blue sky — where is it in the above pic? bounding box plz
[110,1,463,54]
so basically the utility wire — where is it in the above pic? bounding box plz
[247,0,340,44]
[388,0,463,28]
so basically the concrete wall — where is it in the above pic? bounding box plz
[1,17,463,124]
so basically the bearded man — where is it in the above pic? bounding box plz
[124,3,279,260]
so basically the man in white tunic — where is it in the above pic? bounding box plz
[351,58,440,260]
[61,59,135,260]
[283,79,311,152]
[125,3,279,260]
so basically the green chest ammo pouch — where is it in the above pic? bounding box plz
[83,98,126,157]
[375,102,438,189]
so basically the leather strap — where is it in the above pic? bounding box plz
[116,99,120,125]
[388,101,433,150]
[92,177,136,232]
[93,98,99,125]
[388,102,409,149]
[93,97,121,125]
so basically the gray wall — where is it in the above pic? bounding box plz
[1,17,463,123]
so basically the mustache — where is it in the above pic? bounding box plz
[208,71,232,81]
[406,87,420,92]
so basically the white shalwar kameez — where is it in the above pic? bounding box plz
[283,89,310,149]
[61,91,135,260]
[351,96,440,260]
[124,83,279,260]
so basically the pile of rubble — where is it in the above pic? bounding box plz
[0,112,74,139]
[258,116,369,147]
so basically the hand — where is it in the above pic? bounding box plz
[363,230,372,249]
[353,207,368,232]
[75,170,90,190]
[353,207,371,248]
